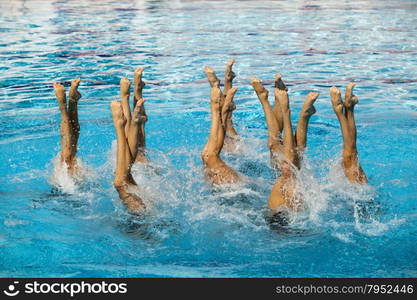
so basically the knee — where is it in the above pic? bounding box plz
[201,150,216,164]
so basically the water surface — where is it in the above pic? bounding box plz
[0,0,416,277]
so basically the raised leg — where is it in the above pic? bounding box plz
[223,59,238,138]
[127,98,146,161]
[218,87,237,153]
[111,101,130,184]
[68,78,81,160]
[276,89,299,168]
[330,85,367,184]
[344,82,357,141]
[54,82,77,175]
[268,85,298,212]
[222,88,237,127]
[223,59,235,95]
[203,85,222,157]
[267,91,301,212]
[133,67,147,162]
[330,86,352,148]
[133,67,145,107]
[253,76,303,214]
[204,65,221,88]
[295,92,319,153]
[201,85,239,184]
[251,77,284,167]
[120,77,132,138]
[111,100,146,214]
[134,98,148,163]
[205,62,239,152]
[273,74,286,134]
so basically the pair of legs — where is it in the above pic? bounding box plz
[204,59,239,152]
[111,68,148,214]
[201,74,240,184]
[251,75,319,212]
[330,83,367,184]
[53,78,82,176]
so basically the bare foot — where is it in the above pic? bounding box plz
[344,82,358,110]
[120,77,131,97]
[276,89,290,112]
[251,77,269,101]
[134,67,144,84]
[111,100,126,128]
[132,98,147,124]
[53,82,67,110]
[274,74,288,91]
[210,86,222,110]
[69,78,81,102]
[300,92,319,117]
[205,66,220,87]
[223,87,237,114]
[330,86,344,115]
[134,67,145,99]
[225,59,236,81]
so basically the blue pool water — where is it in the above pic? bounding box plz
[1,0,416,278]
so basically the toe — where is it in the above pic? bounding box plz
[330,86,342,102]
[309,91,319,100]
[204,66,214,73]
[135,67,144,75]
[274,74,287,91]
[72,78,81,87]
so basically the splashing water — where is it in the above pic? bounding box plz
[49,155,94,194]
[0,0,416,277]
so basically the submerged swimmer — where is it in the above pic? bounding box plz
[111,68,148,214]
[204,59,240,152]
[251,75,319,215]
[201,67,240,185]
[53,78,82,176]
[330,83,367,184]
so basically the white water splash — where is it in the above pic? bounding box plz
[49,154,94,194]
[97,136,402,239]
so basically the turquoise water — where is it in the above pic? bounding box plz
[1,0,416,277]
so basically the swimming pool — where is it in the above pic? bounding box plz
[1,0,416,277]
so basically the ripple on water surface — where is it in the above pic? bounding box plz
[0,0,416,277]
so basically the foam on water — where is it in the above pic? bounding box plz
[1,0,416,277]
[49,155,95,195]
[109,131,396,239]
